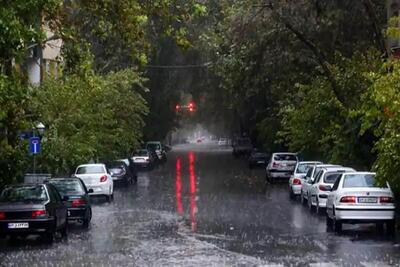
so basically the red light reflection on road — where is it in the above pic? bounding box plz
[188,152,197,232]
[175,158,183,215]
[175,153,198,232]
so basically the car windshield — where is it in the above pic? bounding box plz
[49,180,85,196]
[324,173,342,184]
[274,154,297,161]
[76,165,104,174]
[147,143,161,151]
[0,185,48,203]
[343,174,383,188]
[135,150,148,156]
[296,163,314,174]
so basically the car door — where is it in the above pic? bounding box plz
[302,167,314,196]
[47,185,66,228]
[327,175,342,217]
[310,170,324,202]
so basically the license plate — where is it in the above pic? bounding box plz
[257,161,265,164]
[8,223,29,229]
[358,197,377,203]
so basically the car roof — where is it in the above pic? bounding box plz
[298,161,322,164]
[77,164,105,167]
[273,152,297,155]
[323,167,355,172]
[5,183,46,188]
[342,171,375,176]
[315,164,340,168]
[48,178,81,181]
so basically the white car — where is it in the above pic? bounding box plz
[132,149,153,169]
[266,153,298,183]
[326,172,396,233]
[288,161,322,199]
[300,164,340,205]
[75,164,114,201]
[307,167,355,213]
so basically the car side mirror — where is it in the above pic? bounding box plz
[88,189,94,194]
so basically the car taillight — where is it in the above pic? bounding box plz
[293,178,302,185]
[32,210,46,218]
[319,185,331,191]
[380,196,394,203]
[0,212,5,220]
[100,175,107,182]
[272,162,280,168]
[71,199,87,207]
[340,196,356,203]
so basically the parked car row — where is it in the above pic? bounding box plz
[0,141,170,244]
[287,160,396,234]
[241,150,396,234]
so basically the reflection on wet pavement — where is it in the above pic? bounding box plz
[0,143,399,266]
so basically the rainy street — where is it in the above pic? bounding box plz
[1,143,400,267]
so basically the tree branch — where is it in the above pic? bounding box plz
[262,2,347,106]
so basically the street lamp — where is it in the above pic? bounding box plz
[32,122,45,176]
[36,122,45,135]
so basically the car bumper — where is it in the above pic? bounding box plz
[291,185,302,195]
[134,162,151,168]
[334,207,396,222]
[67,208,87,221]
[269,171,293,179]
[317,197,327,208]
[87,184,110,196]
[0,218,55,235]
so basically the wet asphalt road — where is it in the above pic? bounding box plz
[1,143,400,266]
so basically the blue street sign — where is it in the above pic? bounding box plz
[18,131,34,140]
[29,137,41,154]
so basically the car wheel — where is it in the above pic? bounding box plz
[60,220,68,239]
[83,208,92,228]
[333,215,342,233]
[308,195,314,212]
[289,189,295,200]
[326,215,333,230]
[316,199,322,215]
[386,220,396,234]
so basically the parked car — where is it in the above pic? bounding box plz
[248,151,268,168]
[132,149,154,169]
[0,184,68,243]
[218,138,229,146]
[117,158,138,183]
[47,178,92,228]
[232,137,252,157]
[307,167,355,213]
[146,141,167,162]
[106,161,135,185]
[74,164,114,202]
[326,172,396,233]
[288,161,322,199]
[300,164,340,205]
[266,152,298,183]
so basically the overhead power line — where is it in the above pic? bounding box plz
[144,62,213,69]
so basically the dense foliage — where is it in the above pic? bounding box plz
[0,0,204,187]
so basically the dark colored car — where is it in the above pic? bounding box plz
[248,151,268,168]
[47,178,92,228]
[106,161,135,185]
[0,184,68,243]
[117,158,138,183]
